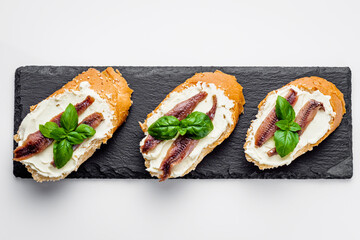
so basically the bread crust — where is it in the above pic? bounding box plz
[140,70,245,179]
[244,76,345,170]
[14,67,133,182]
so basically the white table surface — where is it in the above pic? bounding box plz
[1,0,359,239]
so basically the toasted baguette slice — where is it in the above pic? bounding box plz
[140,70,245,180]
[14,67,133,182]
[244,76,345,170]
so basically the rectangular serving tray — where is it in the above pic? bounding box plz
[13,66,353,179]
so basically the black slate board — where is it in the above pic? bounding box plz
[13,66,353,179]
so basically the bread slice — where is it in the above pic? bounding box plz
[14,67,133,182]
[244,76,345,170]
[140,70,245,179]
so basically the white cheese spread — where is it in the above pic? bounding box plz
[245,85,336,167]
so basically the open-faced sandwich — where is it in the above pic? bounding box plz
[244,76,345,169]
[139,71,245,181]
[13,67,133,182]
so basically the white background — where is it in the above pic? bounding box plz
[1,0,359,239]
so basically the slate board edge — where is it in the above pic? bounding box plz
[13,66,353,180]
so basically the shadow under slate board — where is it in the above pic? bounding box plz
[13,66,353,179]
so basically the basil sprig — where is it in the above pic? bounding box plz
[39,104,96,169]
[274,96,301,157]
[148,111,214,140]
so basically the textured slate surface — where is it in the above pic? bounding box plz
[13,66,353,179]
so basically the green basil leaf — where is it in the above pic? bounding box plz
[180,111,214,140]
[274,130,299,158]
[53,140,73,169]
[275,96,295,122]
[289,122,301,132]
[148,116,180,140]
[67,132,86,145]
[75,124,96,138]
[275,119,290,131]
[39,122,59,138]
[50,128,68,141]
[60,104,78,132]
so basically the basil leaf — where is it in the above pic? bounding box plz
[148,116,180,140]
[274,130,299,158]
[289,122,301,132]
[53,140,73,169]
[60,104,78,132]
[275,119,290,131]
[50,128,68,141]
[180,112,214,140]
[75,124,96,138]
[67,132,86,145]
[275,96,295,122]
[39,122,59,138]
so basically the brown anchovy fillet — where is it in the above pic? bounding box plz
[51,112,104,167]
[141,91,208,154]
[13,96,95,161]
[295,99,325,135]
[165,91,209,120]
[267,99,325,157]
[159,95,217,181]
[254,89,298,147]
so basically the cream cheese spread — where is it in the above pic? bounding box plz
[140,82,235,178]
[245,85,336,167]
[18,81,114,178]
